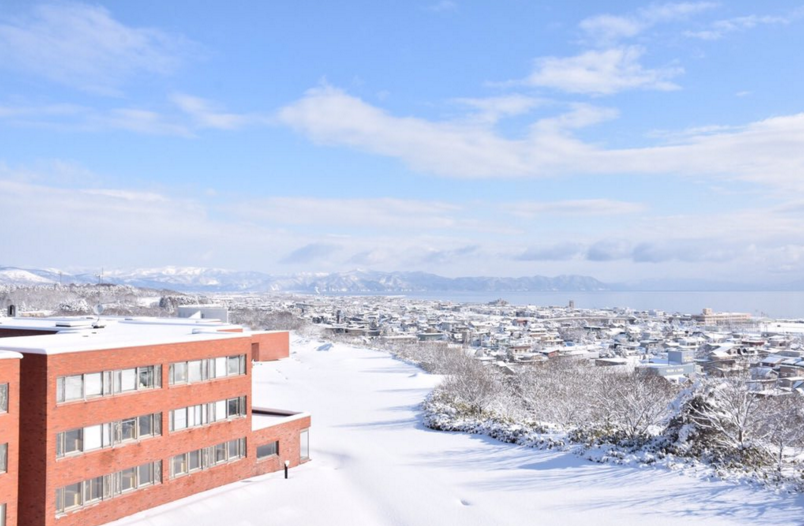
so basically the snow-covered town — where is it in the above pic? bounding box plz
[2,284,804,525]
[221,291,804,389]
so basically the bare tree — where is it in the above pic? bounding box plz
[761,394,804,474]
[684,375,767,454]
[439,351,505,415]
[605,373,677,440]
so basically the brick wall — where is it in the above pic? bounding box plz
[14,329,308,526]
[251,331,290,362]
[250,415,311,477]
[0,357,20,526]
[21,336,256,526]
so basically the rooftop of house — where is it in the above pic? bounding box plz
[0,316,249,355]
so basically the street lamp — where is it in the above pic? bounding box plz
[284,460,290,479]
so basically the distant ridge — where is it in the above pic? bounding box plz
[0,266,610,293]
[2,265,795,294]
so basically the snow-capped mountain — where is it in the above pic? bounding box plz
[0,266,612,293]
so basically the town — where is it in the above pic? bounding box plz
[219,292,804,393]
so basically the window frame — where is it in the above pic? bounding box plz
[0,383,7,414]
[56,413,162,459]
[56,365,161,404]
[55,461,161,516]
[300,429,310,461]
[256,441,279,459]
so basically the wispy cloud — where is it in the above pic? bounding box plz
[508,199,645,217]
[171,94,266,130]
[586,239,633,261]
[516,46,682,95]
[514,243,583,261]
[227,196,517,234]
[0,101,193,136]
[278,85,804,190]
[0,93,262,136]
[279,243,342,264]
[580,2,718,45]
[685,12,798,40]
[0,2,197,95]
[426,1,457,13]
[452,95,545,124]
[420,245,480,264]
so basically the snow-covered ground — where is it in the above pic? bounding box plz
[112,337,804,526]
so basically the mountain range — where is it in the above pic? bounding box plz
[0,266,611,293]
[0,265,795,294]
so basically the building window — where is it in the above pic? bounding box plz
[256,441,278,459]
[171,453,188,477]
[138,366,157,389]
[138,462,156,487]
[0,443,6,473]
[120,467,137,493]
[170,361,188,384]
[83,476,103,504]
[213,443,227,465]
[169,355,246,386]
[84,373,103,398]
[169,396,245,432]
[83,424,103,452]
[56,413,162,458]
[56,461,161,516]
[0,503,5,526]
[56,429,82,458]
[0,383,9,413]
[56,365,161,404]
[57,482,83,513]
[300,429,310,461]
[188,449,202,472]
[169,438,246,479]
[227,396,245,418]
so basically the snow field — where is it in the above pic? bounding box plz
[112,336,804,526]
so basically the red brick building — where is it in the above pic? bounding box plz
[0,351,22,526]
[0,316,309,526]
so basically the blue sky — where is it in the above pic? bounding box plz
[2,1,804,284]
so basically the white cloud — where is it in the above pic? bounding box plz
[6,161,804,280]
[508,199,645,218]
[81,189,170,203]
[638,2,719,24]
[278,86,535,177]
[426,1,457,13]
[580,2,717,44]
[452,95,544,124]
[0,93,263,136]
[0,2,195,94]
[579,14,643,43]
[685,14,794,40]
[277,85,804,190]
[171,94,265,130]
[100,108,192,137]
[228,196,517,235]
[519,46,682,95]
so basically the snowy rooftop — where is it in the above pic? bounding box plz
[251,408,310,430]
[0,316,248,355]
